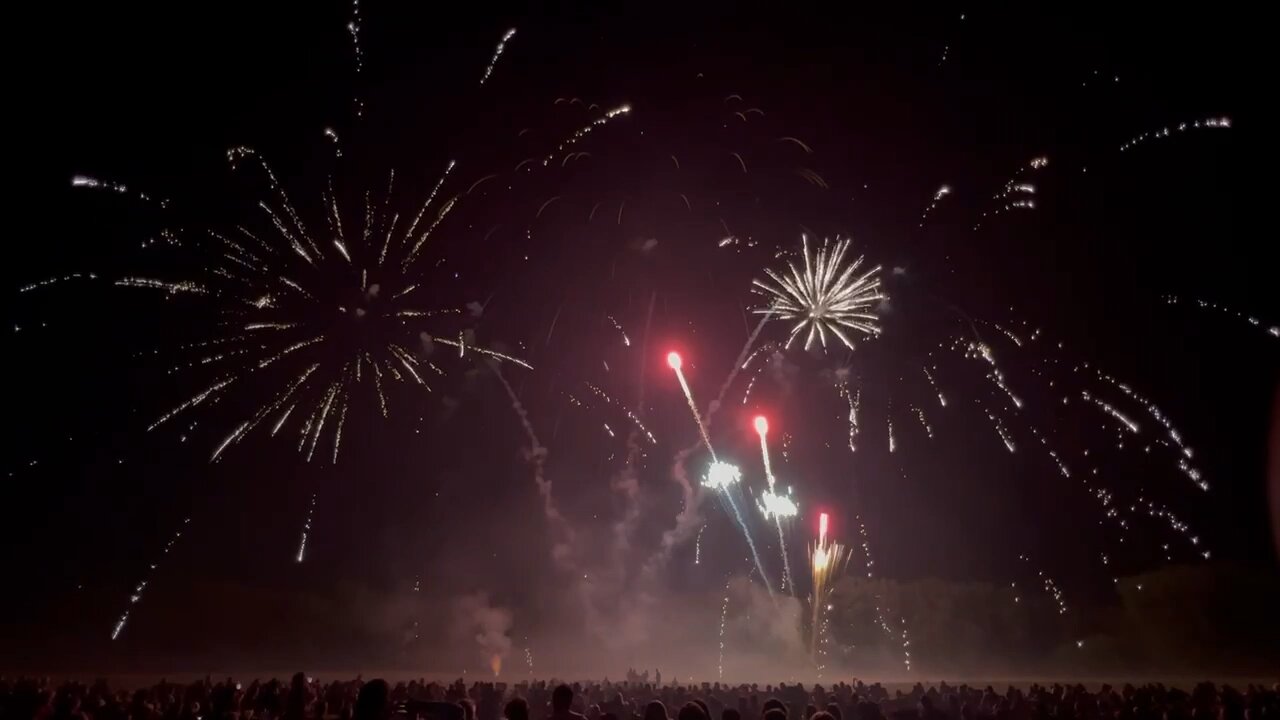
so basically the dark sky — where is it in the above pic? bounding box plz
[3,2,1273,674]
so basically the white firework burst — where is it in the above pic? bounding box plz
[752,235,885,351]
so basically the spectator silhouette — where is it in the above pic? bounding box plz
[552,684,587,720]
[678,702,708,720]
[286,672,309,720]
[646,700,671,720]
[507,697,531,720]
[354,679,390,720]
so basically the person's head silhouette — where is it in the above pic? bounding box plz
[553,685,575,715]
[678,703,708,720]
[354,680,390,720]
[505,697,530,720]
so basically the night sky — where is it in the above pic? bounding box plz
[3,3,1273,676]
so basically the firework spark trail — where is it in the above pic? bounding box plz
[606,315,632,347]
[973,156,1048,230]
[402,160,457,250]
[210,421,250,462]
[331,392,349,463]
[752,235,884,351]
[585,382,656,444]
[912,405,934,439]
[775,519,794,594]
[854,516,905,669]
[403,198,457,267]
[1134,492,1209,559]
[962,340,1025,409]
[1080,390,1140,434]
[296,493,317,562]
[1164,295,1278,341]
[431,336,533,369]
[741,365,765,405]
[1119,116,1231,152]
[838,383,861,452]
[111,517,192,639]
[227,148,316,258]
[698,460,772,593]
[116,278,207,295]
[18,272,99,294]
[71,175,169,207]
[479,28,517,86]
[887,403,896,453]
[257,336,324,369]
[869,604,912,672]
[918,184,951,227]
[976,398,1016,453]
[990,322,1024,347]
[855,515,875,578]
[740,342,776,370]
[539,104,632,168]
[668,352,716,460]
[717,577,732,679]
[371,359,388,417]
[272,403,296,435]
[1010,325,1210,493]
[304,382,340,462]
[1024,423,1134,548]
[324,127,342,157]
[755,416,795,594]
[755,416,776,490]
[148,376,236,431]
[809,513,848,662]
[1087,363,1208,490]
[1014,554,1069,615]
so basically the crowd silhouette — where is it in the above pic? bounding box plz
[3,674,1278,720]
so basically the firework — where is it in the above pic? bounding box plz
[607,315,632,347]
[752,235,885,351]
[922,365,947,407]
[111,517,192,640]
[754,415,776,488]
[755,415,796,592]
[701,460,742,491]
[912,405,934,439]
[838,382,860,452]
[758,488,799,520]
[703,460,772,592]
[918,184,952,227]
[668,351,716,459]
[583,381,656,444]
[808,512,848,660]
[717,578,731,680]
[76,152,534,470]
[296,493,317,563]
[973,156,1048,231]
[1119,116,1231,152]
[479,28,517,86]
[1164,295,1278,342]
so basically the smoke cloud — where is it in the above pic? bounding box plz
[453,593,513,677]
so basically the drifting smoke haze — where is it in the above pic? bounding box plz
[453,593,513,677]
